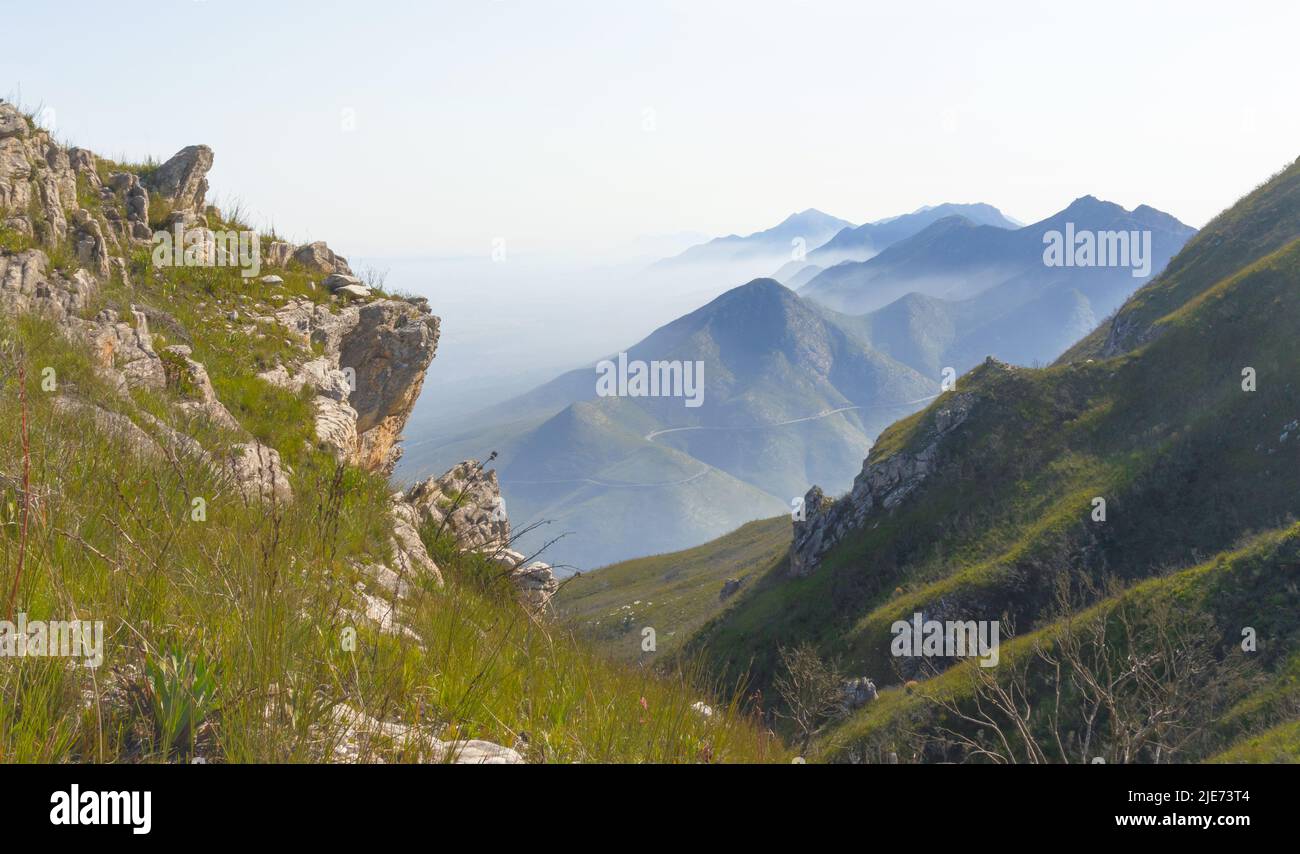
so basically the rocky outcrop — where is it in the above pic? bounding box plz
[0,102,77,244]
[82,308,166,393]
[293,240,352,276]
[222,443,293,504]
[142,144,213,213]
[402,460,558,610]
[389,498,442,585]
[265,297,439,475]
[790,389,977,576]
[343,301,439,473]
[842,677,878,710]
[404,460,510,551]
[159,344,242,432]
[483,549,560,611]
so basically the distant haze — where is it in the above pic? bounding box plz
[3,0,1296,259]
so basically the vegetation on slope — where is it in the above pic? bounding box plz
[556,516,790,662]
[0,219,785,764]
[674,156,1300,762]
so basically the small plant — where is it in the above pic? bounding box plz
[141,647,219,760]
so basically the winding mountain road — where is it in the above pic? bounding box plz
[643,394,940,443]
[506,393,940,490]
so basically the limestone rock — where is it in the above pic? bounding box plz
[322,273,362,291]
[404,460,509,551]
[790,392,976,576]
[264,241,295,269]
[342,301,439,474]
[389,498,443,585]
[80,308,166,394]
[143,145,213,212]
[335,283,371,300]
[328,704,523,764]
[223,442,293,504]
[160,345,242,432]
[293,241,352,275]
[0,106,26,139]
[268,298,438,474]
[510,561,559,611]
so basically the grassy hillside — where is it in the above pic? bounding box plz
[0,120,787,763]
[556,516,790,662]
[0,283,787,765]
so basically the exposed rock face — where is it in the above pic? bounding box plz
[343,301,439,473]
[0,250,96,318]
[506,556,559,608]
[267,297,439,475]
[82,308,166,393]
[403,460,559,610]
[404,460,510,551]
[293,240,352,275]
[160,344,242,432]
[142,144,213,213]
[790,390,977,576]
[842,677,878,710]
[0,102,78,245]
[223,443,293,504]
[389,498,442,585]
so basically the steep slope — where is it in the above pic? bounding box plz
[0,100,785,765]
[1060,160,1300,362]
[682,156,1300,763]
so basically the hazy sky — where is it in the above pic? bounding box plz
[4,0,1297,257]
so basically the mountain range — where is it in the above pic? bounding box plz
[653,208,854,271]
[403,198,1193,571]
[403,279,938,570]
[561,154,1300,765]
[772,202,1022,284]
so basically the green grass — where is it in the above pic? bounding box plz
[665,159,1300,759]
[1209,719,1300,763]
[556,516,791,663]
[0,291,785,764]
[816,523,1300,763]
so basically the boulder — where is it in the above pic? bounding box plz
[335,284,371,300]
[293,240,352,275]
[719,577,743,601]
[322,273,362,291]
[404,460,509,551]
[143,145,213,212]
[223,442,293,504]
